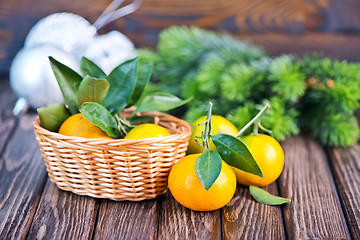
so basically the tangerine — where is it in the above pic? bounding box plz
[168,154,236,211]
[187,115,238,154]
[124,123,171,139]
[233,134,284,187]
[58,113,113,139]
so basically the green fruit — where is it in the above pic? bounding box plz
[37,103,71,132]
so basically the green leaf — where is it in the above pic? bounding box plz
[129,116,154,125]
[195,151,222,190]
[80,57,106,78]
[37,103,71,132]
[102,57,138,114]
[133,92,192,115]
[127,61,153,107]
[249,186,291,205]
[212,134,263,177]
[49,57,82,114]
[79,102,120,138]
[76,75,110,107]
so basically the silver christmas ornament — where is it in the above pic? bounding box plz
[10,45,79,109]
[81,31,136,74]
[24,12,96,52]
[10,0,142,114]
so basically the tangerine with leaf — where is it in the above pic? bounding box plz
[168,103,262,211]
[168,153,236,211]
[58,113,113,139]
[234,104,284,187]
[187,115,238,154]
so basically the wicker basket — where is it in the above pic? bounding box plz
[33,109,191,201]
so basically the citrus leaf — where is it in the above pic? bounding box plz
[212,134,263,177]
[127,61,153,107]
[49,56,82,114]
[76,75,110,107]
[102,57,138,114]
[37,103,71,132]
[133,92,192,115]
[249,186,291,205]
[129,116,154,125]
[79,102,120,138]
[80,57,106,79]
[195,150,222,190]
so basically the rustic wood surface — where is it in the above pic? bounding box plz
[0,113,48,240]
[0,79,359,239]
[94,198,159,240]
[222,184,286,240]
[280,136,350,239]
[27,180,99,240]
[0,81,17,151]
[1,0,360,74]
[328,145,360,239]
[158,191,221,240]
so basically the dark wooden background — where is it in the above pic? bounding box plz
[1,0,360,76]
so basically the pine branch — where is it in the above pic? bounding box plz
[261,97,300,141]
[267,55,306,103]
[138,27,360,147]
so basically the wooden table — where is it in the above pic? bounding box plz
[1,79,359,240]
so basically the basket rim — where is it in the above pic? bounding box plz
[33,110,191,144]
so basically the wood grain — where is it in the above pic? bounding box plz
[327,144,360,239]
[0,80,17,152]
[157,191,221,240]
[27,180,99,240]
[279,135,350,239]
[1,0,360,74]
[0,113,48,240]
[94,198,160,240]
[222,184,285,240]
[238,32,360,62]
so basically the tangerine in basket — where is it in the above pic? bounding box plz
[168,153,236,211]
[58,113,113,139]
[124,123,171,139]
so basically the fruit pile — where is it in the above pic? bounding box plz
[168,103,290,211]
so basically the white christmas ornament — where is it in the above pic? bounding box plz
[24,13,96,52]
[81,31,136,74]
[10,45,79,109]
[9,0,142,114]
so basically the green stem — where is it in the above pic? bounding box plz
[253,122,259,136]
[195,102,213,154]
[236,103,270,137]
[115,114,134,137]
[258,122,272,134]
[203,102,213,153]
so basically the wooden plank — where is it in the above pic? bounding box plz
[222,184,286,240]
[238,32,360,62]
[0,113,48,239]
[327,144,360,239]
[27,180,99,240]
[279,135,350,239]
[94,198,160,240]
[0,80,17,152]
[129,0,360,32]
[157,191,221,240]
[2,0,360,74]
